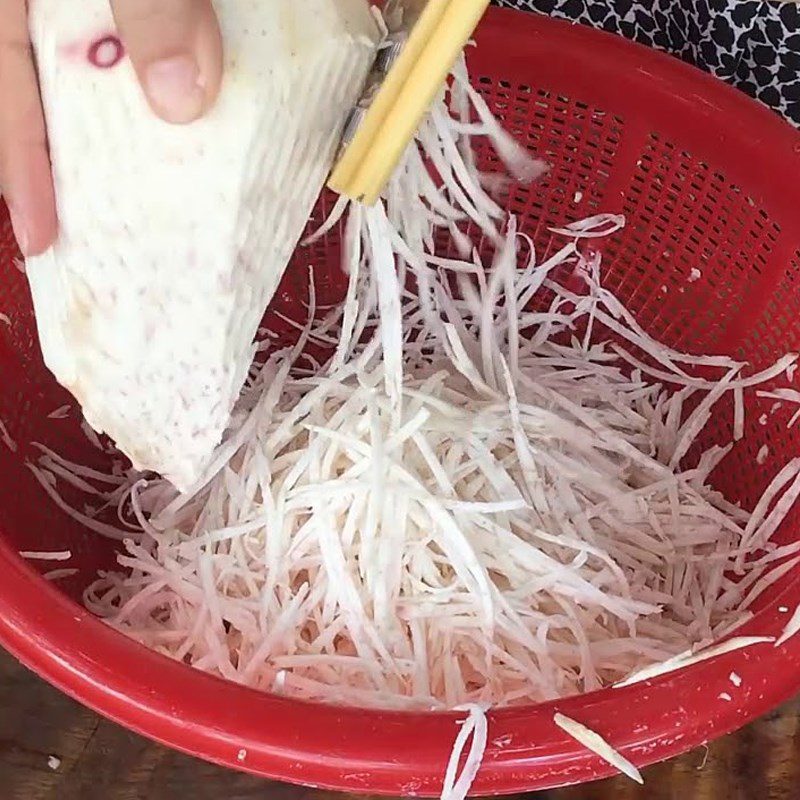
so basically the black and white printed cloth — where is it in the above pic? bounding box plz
[493,1,800,126]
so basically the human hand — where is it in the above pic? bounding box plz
[0,0,223,257]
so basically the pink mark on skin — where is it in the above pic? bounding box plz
[87,35,125,69]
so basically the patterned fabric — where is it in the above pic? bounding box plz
[492,1,800,126]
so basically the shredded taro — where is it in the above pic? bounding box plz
[28,53,800,794]
[554,713,643,784]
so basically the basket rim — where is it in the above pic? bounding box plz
[3,7,800,795]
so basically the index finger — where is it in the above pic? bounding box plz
[0,0,57,256]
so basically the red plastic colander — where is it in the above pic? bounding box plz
[2,8,800,795]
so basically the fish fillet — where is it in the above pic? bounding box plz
[26,0,378,490]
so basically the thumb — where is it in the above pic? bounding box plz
[110,0,223,125]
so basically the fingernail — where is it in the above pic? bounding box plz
[144,55,205,124]
[8,207,29,256]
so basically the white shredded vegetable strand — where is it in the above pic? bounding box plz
[0,417,17,452]
[615,637,775,687]
[19,549,72,561]
[776,604,800,647]
[553,712,643,784]
[440,704,489,800]
[43,568,79,581]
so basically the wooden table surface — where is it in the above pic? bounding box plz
[2,646,799,800]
